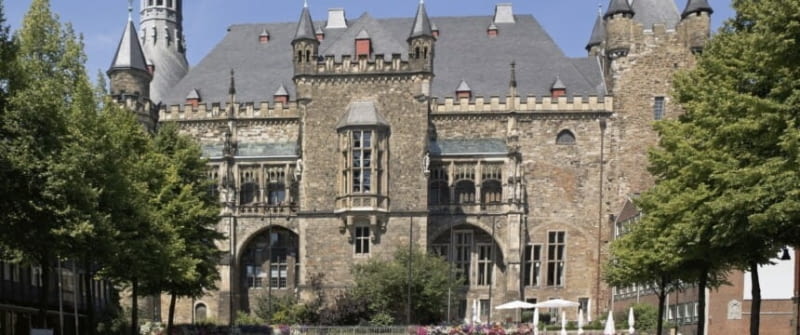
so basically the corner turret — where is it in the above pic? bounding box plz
[292,1,319,76]
[407,0,435,72]
[109,3,156,131]
[679,0,713,53]
[139,0,189,104]
[604,0,635,58]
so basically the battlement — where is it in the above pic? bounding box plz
[433,95,613,114]
[307,53,427,75]
[159,101,300,121]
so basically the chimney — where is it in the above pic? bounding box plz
[493,3,515,24]
[326,8,347,29]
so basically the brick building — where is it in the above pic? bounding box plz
[107,0,716,326]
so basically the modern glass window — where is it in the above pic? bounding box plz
[352,131,373,193]
[524,244,542,286]
[355,226,370,255]
[654,96,665,120]
[547,231,565,287]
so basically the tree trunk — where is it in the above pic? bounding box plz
[168,292,177,335]
[697,268,708,335]
[656,287,667,335]
[131,278,139,335]
[38,257,51,329]
[83,258,96,335]
[750,262,761,335]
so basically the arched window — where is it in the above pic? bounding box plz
[481,180,502,204]
[240,182,258,204]
[195,304,207,322]
[455,180,476,204]
[429,181,450,205]
[556,130,576,145]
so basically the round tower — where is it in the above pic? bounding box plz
[680,0,713,53]
[139,0,189,104]
[603,0,635,58]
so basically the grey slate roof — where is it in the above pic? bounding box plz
[605,0,634,19]
[631,0,680,29]
[162,9,605,106]
[408,1,433,39]
[586,13,605,51]
[429,139,507,156]
[293,6,316,42]
[681,0,713,18]
[336,101,390,129]
[109,19,149,74]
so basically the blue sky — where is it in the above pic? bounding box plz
[4,0,734,78]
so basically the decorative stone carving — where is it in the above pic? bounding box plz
[727,299,742,320]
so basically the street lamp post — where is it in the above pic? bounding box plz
[407,216,413,325]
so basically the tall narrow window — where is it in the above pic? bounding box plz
[239,169,258,204]
[477,244,493,286]
[654,96,665,120]
[270,253,288,289]
[455,231,472,285]
[355,226,370,255]
[455,181,476,204]
[546,231,565,286]
[524,244,542,286]
[479,299,490,321]
[266,166,286,205]
[352,131,373,193]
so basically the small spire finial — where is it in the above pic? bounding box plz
[510,61,517,88]
[420,0,424,4]
[128,0,133,21]
[597,1,603,15]
[304,0,308,8]
[229,69,236,96]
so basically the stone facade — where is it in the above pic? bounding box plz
[108,0,715,326]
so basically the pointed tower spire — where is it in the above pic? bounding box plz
[293,2,317,42]
[604,0,634,19]
[681,0,713,19]
[109,13,149,75]
[586,9,606,51]
[408,0,433,40]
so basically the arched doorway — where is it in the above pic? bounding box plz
[429,223,506,323]
[239,227,300,313]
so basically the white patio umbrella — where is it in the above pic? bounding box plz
[578,308,584,334]
[560,311,567,335]
[532,308,539,335]
[628,307,635,334]
[603,310,616,335]
[496,300,537,310]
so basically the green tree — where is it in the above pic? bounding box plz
[351,247,463,325]
[148,122,222,333]
[640,0,800,334]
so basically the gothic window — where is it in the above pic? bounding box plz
[523,244,542,286]
[654,96,665,120]
[355,225,370,255]
[167,0,173,8]
[455,181,476,204]
[556,130,576,145]
[207,166,219,198]
[265,166,286,205]
[239,169,258,205]
[428,165,449,205]
[546,231,566,287]
[476,244,493,286]
[454,231,472,286]
[156,0,163,6]
[148,0,153,6]
[481,164,502,204]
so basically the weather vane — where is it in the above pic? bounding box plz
[128,0,133,20]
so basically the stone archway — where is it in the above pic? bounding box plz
[237,226,300,313]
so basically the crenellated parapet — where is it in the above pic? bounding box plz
[159,101,300,121]
[433,95,613,115]
[302,53,423,76]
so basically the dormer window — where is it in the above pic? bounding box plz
[487,23,499,37]
[456,80,472,100]
[259,28,270,44]
[355,29,371,58]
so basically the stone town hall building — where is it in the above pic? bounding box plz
[107,0,713,325]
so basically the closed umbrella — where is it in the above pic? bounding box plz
[578,309,584,334]
[560,311,567,335]
[603,310,616,335]
[532,308,539,335]
[628,307,635,334]
[473,300,479,324]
